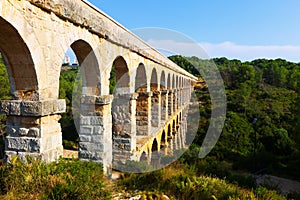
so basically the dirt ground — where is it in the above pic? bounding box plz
[63,149,78,159]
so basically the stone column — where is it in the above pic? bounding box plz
[112,93,137,165]
[173,89,177,113]
[176,122,182,149]
[179,88,183,108]
[172,126,178,150]
[168,90,173,116]
[136,92,152,136]
[79,95,113,176]
[0,99,66,162]
[160,90,168,122]
[151,91,161,127]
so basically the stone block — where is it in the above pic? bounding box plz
[0,101,10,115]
[21,117,40,126]
[28,128,39,137]
[79,126,93,135]
[6,137,40,152]
[80,116,90,125]
[95,95,113,105]
[79,142,89,151]
[94,126,104,135]
[6,126,18,137]
[41,100,54,115]
[80,135,91,142]
[92,135,103,142]
[21,101,42,116]
[19,128,29,136]
[57,99,66,113]
[10,102,21,115]
[90,116,103,125]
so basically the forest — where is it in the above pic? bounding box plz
[0,53,299,199]
[169,55,300,179]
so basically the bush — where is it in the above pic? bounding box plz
[117,163,286,200]
[0,157,111,199]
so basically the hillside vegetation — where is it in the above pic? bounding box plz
[170,55,300,180]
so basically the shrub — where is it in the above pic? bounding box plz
[0,157,111,199]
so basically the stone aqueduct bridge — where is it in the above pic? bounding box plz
[0,0,197,174]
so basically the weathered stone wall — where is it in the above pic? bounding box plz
[136,92,152,136]
[151,91,161,127]
[112,93,137,165]
[168,91,173,116]
[79,95,113,175]
[160,91,168,121]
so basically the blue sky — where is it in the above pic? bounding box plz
[86,0,300,62]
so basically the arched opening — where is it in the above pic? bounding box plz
[167,124,172,143]
[140,151,148,162]
[152,138,158,152]
[135,64,149,136]
[160,71,167,122]
[160,130,166,149]
[172,74,176,112]
[167,73,171,90]
[110,56,130,95]
[151,68,159,127]
[172,120,176,136]
[151,138,159,165]
[178,77,182,107]
[167,74,172,116]
[0,17,38,159]
[135,63,147,92]
[71,40,100,96]
[0,17,38,100]
[160,71,166,90]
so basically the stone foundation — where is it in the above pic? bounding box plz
[0,99,66,162]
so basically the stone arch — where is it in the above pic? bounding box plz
[180,77,183,88]
[140,151,148,162]
[151,68,159,127]
[110,56,130,94]
[135,63,147,92]
[160,71,167,121]
[70,40,100,96]
[167,124,172,142]
[167,74,171,90]
[160,71,166,90]
[0,17,38,100]
[160,130,166,149]
[152,138,158,152]
[172,120,176,136]
[172,74,176,112]
[172,74,175,90]
[151,138,159,165]
[167,74,172,116]
[150,68,158,90]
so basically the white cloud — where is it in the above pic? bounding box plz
[146,39,300,62]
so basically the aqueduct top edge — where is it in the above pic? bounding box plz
[28,0,198,81]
